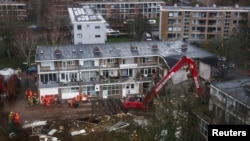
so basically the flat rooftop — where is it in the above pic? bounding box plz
[212,78,250,107]
[68,6,105,22]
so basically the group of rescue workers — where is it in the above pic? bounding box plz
[25,89,39,106]
[41,95,59,107]
[8,111,20,125]
[68,93,89,108]
[25,88,89,108]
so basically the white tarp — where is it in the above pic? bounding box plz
[22,120,47,129]
[0,68,18,81]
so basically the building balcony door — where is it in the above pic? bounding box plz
[62,61,67,69]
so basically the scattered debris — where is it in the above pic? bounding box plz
[133,116,148,127]
[19,112,154,140]
[71,129,86,136]
[48,129,57,136]
[9,132,15,138]
[39,134,60,141]
[108,121,130,131]
[22,120,47,129]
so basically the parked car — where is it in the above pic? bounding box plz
[106,28,120,35]
[144,32,152,41]
[148,19,156,24]
[123,19,135,25]
[27,66,37,74]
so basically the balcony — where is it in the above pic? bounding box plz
[79,65,99,70]
[100,63,119,68]
[140,61,159,67]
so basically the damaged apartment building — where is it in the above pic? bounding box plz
[35,40,217,103]
[209,78,250,124]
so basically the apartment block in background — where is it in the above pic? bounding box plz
[0,0,27,22]
[74,0,165,20]
[160,4,250,41]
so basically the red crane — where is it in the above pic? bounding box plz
[123,56,202,109]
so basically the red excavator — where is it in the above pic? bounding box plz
[123,55,202,109]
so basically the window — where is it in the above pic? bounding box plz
[121,69,133,77]
[41,62,51,67]
[168,26,173,31]
[236,102,248,115]
[125,84,135,89]
[145,57,153,61]
[40,73,57,83]
[107,59,115,63]
[18,6,24,10]
[168,26,181,32]
[121,69,128,76]
[199,119,208,137]
[169,12,179,17]
[61,73,65,79]
[77,34,82,38]
[71,87,79,92]
[77,25,82,30]
[82,86,96,96]
[103,85,120,96]
[81,71,97,81]
[169,12,173,17]
[122,58,133,64]
[95,35,101,38]
[70,73,77,81]
[84,60,94,67]
[67,61,75,65]
[131,84,134,89]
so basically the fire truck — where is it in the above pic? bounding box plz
[123,55,202,109]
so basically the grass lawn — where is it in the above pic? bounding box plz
[106,36,131,43]
[0,57,26,69]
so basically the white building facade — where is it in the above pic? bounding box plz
[68,6,107,45]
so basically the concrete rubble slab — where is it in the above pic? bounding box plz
[108,120,130,131]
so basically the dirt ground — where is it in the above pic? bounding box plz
[0,72,157,141]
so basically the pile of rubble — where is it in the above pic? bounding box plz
[21,112,150,141]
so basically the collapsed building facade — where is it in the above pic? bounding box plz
[209,78,250,124]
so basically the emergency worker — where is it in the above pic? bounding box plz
[79,93,83,102]
[13,113,20,124]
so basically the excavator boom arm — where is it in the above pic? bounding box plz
[142,56,202,105]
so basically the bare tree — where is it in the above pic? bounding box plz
[0,14,25,58]
[13,30,39,67]
[41,1,69,45]
[128,17,152,41]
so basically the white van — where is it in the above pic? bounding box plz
[106,28,119,35]
[144,32,152,41]
[148,19,156,24]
